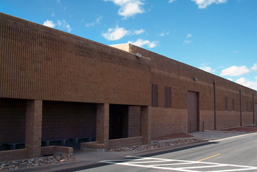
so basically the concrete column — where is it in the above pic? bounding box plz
[25,99,42,158]
[213,81,217,130]
[96,103,109,149]
[141,106,151,144]
[240,89,242,126]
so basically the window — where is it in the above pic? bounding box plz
[232,98,235,111]
[250,102,253,111]
[165,86,171,108]
[225,97,228,110]
[246,101,248,111]
[152,84,158,107]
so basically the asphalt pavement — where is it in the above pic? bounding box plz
[12,130,257,172]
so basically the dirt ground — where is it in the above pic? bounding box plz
[221,125,257,132]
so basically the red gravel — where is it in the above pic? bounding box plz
[221,126,257,132]
[152,132,194,141]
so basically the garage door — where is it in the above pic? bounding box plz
[187,91,199,132]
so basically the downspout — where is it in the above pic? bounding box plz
[240,89,242,126]
[253,94,255,125]
[213,81,216,130]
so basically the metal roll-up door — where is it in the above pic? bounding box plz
[187,91,199,132]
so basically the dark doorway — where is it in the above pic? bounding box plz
[109,105,128,140]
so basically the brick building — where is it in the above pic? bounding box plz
[0,13,257,161]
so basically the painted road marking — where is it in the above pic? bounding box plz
[198,153,220,162]
[101,156,257,172]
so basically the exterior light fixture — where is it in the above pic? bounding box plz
[136,53,143,58]
[193,77,198,81]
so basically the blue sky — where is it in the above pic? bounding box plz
[1,0,257,90]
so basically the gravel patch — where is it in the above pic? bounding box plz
[0,154,76,171]
[107,138,207,152]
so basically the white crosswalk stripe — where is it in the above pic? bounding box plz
[101,156,257,172]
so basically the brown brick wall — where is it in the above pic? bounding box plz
[242,112,254,126]
[42,101,96,140]
[112,43,256,137]
[0,149,28,162]
[0,13,151,106]
[1,13,257,147]
[216,111,241,129]
[108,136,143,148]
[0,98,26,143]
[151,108,187,139]
[200,110,214,130]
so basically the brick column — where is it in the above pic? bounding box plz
[128,106,141,137]
[96,103,109,149]
[141,106,151,144]
[25,100,42,158]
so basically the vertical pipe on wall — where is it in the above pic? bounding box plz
[253,94,255,125]
[213,81,216,130]
[240,89,242,126]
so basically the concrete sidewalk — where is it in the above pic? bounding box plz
[191,130,255,141]
[10,130,257,172]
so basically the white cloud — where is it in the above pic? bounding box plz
[102,26,128,40]
[228,78,233,81]
[236,77,257,91]
[57,20,72,32]
[86,16,102,27]
[160,31,170,37]
[129,39,158,48]
[43,19,71,32]
[168,0,175,3]
[187,34,192,38]
[96,16,102,23]
[251,63,257,71]
[192,0,227,9]
[134,29,145,35]
[103,0,144,19]
[199,66,215,73]
[199,63,215,73]
[43,20,55,28]
[85,22,95,27]
[66,24,71,32]
[57,20,62,27]
[102,26,144,40]
[220,66,250,77]
[183,40,191,44]
[51,12,55,17]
